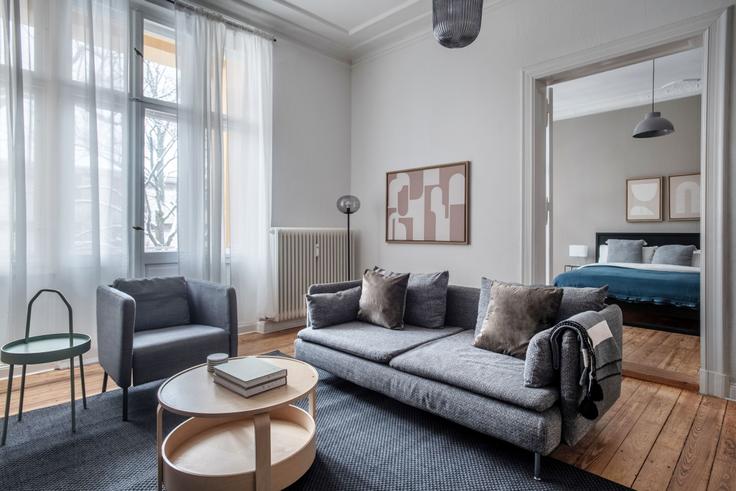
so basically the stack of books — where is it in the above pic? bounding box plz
[213,358,287,398]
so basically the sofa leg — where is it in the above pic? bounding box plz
[101,371,108,393]
[122,387,128,422]
[534,452,542,481]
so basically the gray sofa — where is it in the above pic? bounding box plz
[295,280,623,479]
[97,276,238,420]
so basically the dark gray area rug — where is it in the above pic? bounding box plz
[0,354,629,490]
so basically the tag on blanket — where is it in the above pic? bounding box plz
[586,320,613,348]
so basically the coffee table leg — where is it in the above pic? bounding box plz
[254,413,271,491]
[2,364,13,446]
[308,389,317,420]
[157,404,163,491]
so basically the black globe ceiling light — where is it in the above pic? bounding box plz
[633,58,675,138]
[433,0,484,49]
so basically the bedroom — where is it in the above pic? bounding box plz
[550,48,702,390]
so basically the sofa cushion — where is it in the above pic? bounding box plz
[374,268,449,328]
[357,270,410,329]
[306,286,361,328]
[297,322,463,363]
[113,276,190,331]
[132,324,229,385]
[555,285,608,323]
[390,330,559,412]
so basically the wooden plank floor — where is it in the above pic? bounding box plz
[2,326,733,491]
[622,326,700,392]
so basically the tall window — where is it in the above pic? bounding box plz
[133,15,178,271]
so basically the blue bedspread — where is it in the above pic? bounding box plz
[554,265,699,309]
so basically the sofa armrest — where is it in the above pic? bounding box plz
[559,304,623,446]
[308,280,362,295]
[96,285,136,388]
[186,279,238,357]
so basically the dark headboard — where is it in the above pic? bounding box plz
[595,232,700,262]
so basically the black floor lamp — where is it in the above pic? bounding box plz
[336,195,360,279]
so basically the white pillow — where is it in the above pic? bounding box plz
[692,250,701,268]
[643,246,658,264]
[598,244,607,263]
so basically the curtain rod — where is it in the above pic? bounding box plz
[165,0,277,42]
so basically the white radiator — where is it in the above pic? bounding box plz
[271,227,355,322]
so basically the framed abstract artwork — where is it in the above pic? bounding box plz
[385,161,469,244]
[668,173,700,221]
[626,176,663,222]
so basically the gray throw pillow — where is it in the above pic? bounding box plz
[357,270,410,329]
[606,239,645,263]
[112,276,190,331]
[555,285,608,323]
[524,327,555,387]
[652,244,697,266]
[306,286,361,329]
[475,277,493,337]
[374,267,449,328]
[473,282,563,359]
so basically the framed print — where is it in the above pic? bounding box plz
[386,161,469,244]
[668,173,700,221]
[626,176,663,222]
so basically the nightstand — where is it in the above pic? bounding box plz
[564,264,580,272]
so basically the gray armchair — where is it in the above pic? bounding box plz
[96,276,237,420]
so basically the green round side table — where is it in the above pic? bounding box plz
[1,289,91,446]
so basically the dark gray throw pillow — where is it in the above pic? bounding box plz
[357,270,410,329]
[555,285,608,323]
[473,282,563,359]
[374,267,449,328]
[606,239,645,263]
[305,286,361,329]
[113,276,190,331]
[652,244,697,266]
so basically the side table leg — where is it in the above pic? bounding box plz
[69,357,76,433]
[308,389,317,420]
[78,355,87,409]
[254,413,271,491]
[157,404,163,491]
[2,364,14,446]
[17,365,26,421]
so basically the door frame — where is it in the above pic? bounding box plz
[521,7,733,398]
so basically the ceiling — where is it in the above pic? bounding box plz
[553,48,704,121]
[195,0,440,62]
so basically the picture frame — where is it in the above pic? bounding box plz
[668,173,700,221]
[385,161,469,244]
[626,176,663,222]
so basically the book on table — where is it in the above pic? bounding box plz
[213,374,287,398]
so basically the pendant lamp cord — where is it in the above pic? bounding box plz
[651,59,655,112]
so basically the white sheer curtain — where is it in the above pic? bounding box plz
[176,7,275,327]
[0,0,129,347]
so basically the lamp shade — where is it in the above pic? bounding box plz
[336,195,360,214]
[568,245,588,258]
[432,0,484,48]
[632,111,675,138]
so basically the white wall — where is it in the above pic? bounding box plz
[552,96,701,276]
[349,0,732,289]
[272,39,351,228]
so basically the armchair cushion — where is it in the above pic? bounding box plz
[131,324,229,385]
[113,276,190,331]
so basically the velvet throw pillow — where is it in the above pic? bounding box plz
[357,270,410,329]
[473,282,563,359]
[305,286,361,329]
[373,267,449,328]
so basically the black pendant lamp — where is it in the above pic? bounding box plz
[633,59,675,138]
[433,0,484,49]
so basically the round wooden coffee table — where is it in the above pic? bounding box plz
[156,355,319,491]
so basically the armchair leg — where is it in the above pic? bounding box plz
[101,372,108,393]
[534,452,542,481]
[122,387,128,422]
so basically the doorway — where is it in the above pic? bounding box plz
[521,7,732,398]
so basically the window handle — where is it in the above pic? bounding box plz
[132,226,143,231]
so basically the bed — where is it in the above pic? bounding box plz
[554,232,700,335]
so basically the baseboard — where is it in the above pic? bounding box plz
[729,383,736,401]
[699,368,730,398]
[238,318,305,334]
